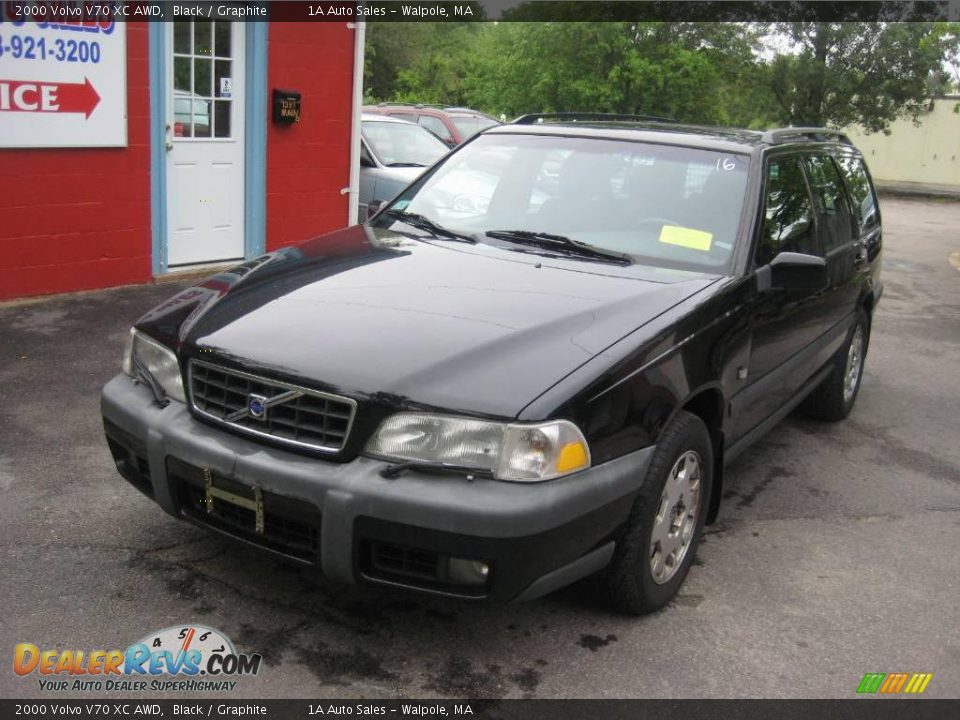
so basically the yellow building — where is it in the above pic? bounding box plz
[845,96,960,194]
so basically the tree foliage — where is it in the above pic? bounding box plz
[466,23,745,124]
[364,21,958,132]
[768,22,957,132]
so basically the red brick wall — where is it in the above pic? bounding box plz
[0,22,356,301]
[266,22,355,250]
[0,22,152,302]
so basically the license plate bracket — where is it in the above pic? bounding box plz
[203,467,264,535]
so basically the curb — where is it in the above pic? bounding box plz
[875,184,960,201]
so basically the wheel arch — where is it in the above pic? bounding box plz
[858,290,875,353]
[668,386,726,525]
[861,289,877,322]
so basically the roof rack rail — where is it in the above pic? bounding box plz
[376,102,445,109]
[513,112,674,125]
[374,102,495,116]
[761,127,853,145]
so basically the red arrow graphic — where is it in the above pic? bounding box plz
[0,77,101,119]
[56,77,101,118]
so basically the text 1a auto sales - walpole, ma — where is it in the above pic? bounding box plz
[13,626,263,692]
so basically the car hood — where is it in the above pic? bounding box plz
[138,225,720,418]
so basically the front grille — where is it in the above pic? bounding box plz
[188,360,356,453]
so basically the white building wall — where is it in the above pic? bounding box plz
[845,97,960,189]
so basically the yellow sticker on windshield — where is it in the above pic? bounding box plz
[658,225,714,252]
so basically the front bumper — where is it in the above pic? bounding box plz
[101,375,654,601]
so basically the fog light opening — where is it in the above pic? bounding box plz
[446,558,490,587]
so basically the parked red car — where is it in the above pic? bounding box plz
[362,103,500,147]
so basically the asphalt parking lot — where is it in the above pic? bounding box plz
[1,196,958,700]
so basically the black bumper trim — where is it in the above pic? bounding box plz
[101,374,656,600]
[353,491,636,601]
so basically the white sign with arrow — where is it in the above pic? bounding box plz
[0,8,126,148]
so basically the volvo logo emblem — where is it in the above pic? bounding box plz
[248,394,268,420]
[224,389,303,425]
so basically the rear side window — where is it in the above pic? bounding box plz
[804,155,856,252]
[835,156,880,232]
[451,115,499,141]
[756,156,816,266]
[418,115,454,143]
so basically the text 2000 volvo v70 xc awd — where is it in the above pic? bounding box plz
[102,116,882,613]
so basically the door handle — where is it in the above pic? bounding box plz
[165,140,174,151]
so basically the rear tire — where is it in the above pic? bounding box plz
[604,411,712,615]
[802,308,870,422]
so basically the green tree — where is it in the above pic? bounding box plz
[362,22,775,124]
[393,23,486,105]
[363,21,960,134]
[767,22,958,132]
[462,22,763,123]
[364,20,488,105]
[364,23,439,102]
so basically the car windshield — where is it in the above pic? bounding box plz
[450,115,500,140]
[376,134,750,272]
[362,120,449,167]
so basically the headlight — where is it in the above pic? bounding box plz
[364,412,590,482]
[122,328,186,403]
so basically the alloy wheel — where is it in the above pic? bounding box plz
[843,324,865,403]
[650,450,702,585]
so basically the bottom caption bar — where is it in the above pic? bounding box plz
[3,699,958,720]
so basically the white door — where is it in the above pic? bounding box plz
[165,21,245,267]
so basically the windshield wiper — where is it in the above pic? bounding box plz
[133,358,169,408]
[485,230,632,265]
[380,460,493,480]
[384,210,476,243]
[385,162,426,168]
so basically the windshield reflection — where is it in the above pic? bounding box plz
[373,134,750,273]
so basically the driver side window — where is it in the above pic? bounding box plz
[756,156,816,266]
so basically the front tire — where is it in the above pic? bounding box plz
[604,411,712,615]
[802,308,870,421]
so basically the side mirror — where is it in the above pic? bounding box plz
[756,251,826,292]
[366,200,383,220]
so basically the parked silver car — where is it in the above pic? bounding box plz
[359,113,449,222]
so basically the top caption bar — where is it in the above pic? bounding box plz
[1,1,958,23]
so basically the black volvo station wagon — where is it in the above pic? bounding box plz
[102,114,882,613]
